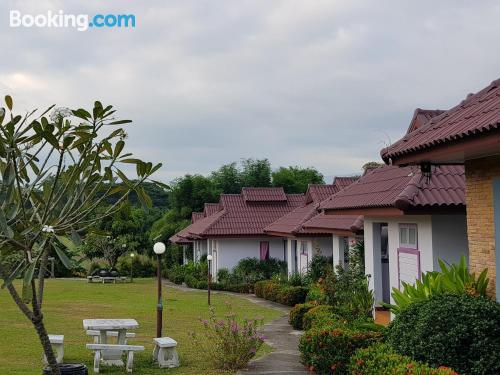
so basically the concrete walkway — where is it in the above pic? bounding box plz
[164,281,309,374]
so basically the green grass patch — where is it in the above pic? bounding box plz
[0,279,282,374]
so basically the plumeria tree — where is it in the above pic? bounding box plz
[0,96,163,374]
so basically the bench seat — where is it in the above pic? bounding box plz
[86,343,144,373]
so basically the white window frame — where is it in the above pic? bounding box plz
[399,223,418,249]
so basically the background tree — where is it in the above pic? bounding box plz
[240,158,272,187]
[81,234,127,268]
[211,162,242,194]
[0,97,161,374]
[272,166,324,193]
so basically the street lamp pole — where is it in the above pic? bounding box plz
[153,242,166,338]
[130,253,135,283]
[206,254,213,306]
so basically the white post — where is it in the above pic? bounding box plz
[332,235,345,268]
[193,242,197,263]
[287,238,293,276]
[182,245,187,265]
[307,240,313,271]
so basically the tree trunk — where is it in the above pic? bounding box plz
[32,313,61,375]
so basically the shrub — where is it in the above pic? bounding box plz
[184,275,198,288]
[307,255,333,282]
[116,254,156,277]
[387,294,500,375]
[233,257,286,283]
[323,267,373,321]
[216,268,231,284]
[302,305,341,331]
[289,303,316,330]
[349,343,458,375]
[288,272,307,287]
[277,285,309,306]
[306,282,327,304]
[254,280,268,298]
[191,305,265,371]
[386,256,490,314]
[299,325,383,374]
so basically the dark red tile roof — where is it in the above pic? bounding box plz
[407,108,445,133]
[173,188,304,239]
[204,203,220,216]
[333,176,360,191]
[303,213,363,234]
[265,179,360,236]
[381,79,500,163]
[304,184,340,204]
[169,233,191,245]
[320,165,465,211]
[191,212,204,223]
[242,187,287,202]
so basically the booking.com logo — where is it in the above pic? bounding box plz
[10,10,136,31]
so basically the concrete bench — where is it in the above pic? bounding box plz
[152,337,179,368]
[43,335,64,364]
[86,343,144,373]
[86,330,136,343]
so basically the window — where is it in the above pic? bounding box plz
[399,224,418,249]
[260,241,269,260]
[300,241,308,255]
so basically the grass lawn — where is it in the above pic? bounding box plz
[0,279,283,375]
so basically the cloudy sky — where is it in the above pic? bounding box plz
[2,0,500,183]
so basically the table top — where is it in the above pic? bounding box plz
[83,319,139,330]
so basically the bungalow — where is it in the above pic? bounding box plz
[171,187,304,278]
[264,178,361,275]
[169,203,222,264]
[381,78,500,300]
[320,164,468,306]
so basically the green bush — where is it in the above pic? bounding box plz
[277,285,309,306]
[307,255,333,282]
[289,303,316,330]
[254,280,309,306]
[302,305,341,331]
[305,282,327,304]
[288,272,308,287]
[386,256,490,314]
[349,343,458,375]
[116,254,156,277]
[387,294,500,375]
[254,280,268,298]
[216,268,231,284]
[233,257,286,283]
[323,267,373,321]
[184,275,198,288]
[299,325,383,374]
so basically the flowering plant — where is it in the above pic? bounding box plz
[191,303,265,370]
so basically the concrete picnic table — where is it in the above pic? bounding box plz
[83,319,139,366]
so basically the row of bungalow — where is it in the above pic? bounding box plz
[171,77,500,306]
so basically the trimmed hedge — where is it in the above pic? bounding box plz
[289,303,316,330]
[211,283,254,294]
[349,343,458,375]
[299,325,383,374]
[387,294,500,375]
[302,305,341,331]
[254,280,308,306]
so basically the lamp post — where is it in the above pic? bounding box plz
[206,254,213,306]
[130,253,135,283]
[153,242,166,338]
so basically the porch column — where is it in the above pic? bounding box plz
[332,235,345,268]
[307,240,313,271]
[287,238,293,276]
[182,245,187,265]
[370,222,383,305]
[193,241,197,263]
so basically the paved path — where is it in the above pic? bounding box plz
[164,281,309,374]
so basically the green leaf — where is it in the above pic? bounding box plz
[43,131,60,149]
[53,244,74,269]
[108,120,132,125]
[71,229,82,246]
[5,95,13,110]
[120,158,142,164]
[0,210,14,239]
[55,235,77,252]
[22,258,38,303]
[114,140,124,158]
[1,260,26,289]
[72,108,92,120]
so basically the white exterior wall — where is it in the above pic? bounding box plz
[285,236,333,275]
[431,215,469,269]
[215,237,286,271]
[364,214,468,308]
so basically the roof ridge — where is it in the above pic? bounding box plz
[394,171,422,210]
